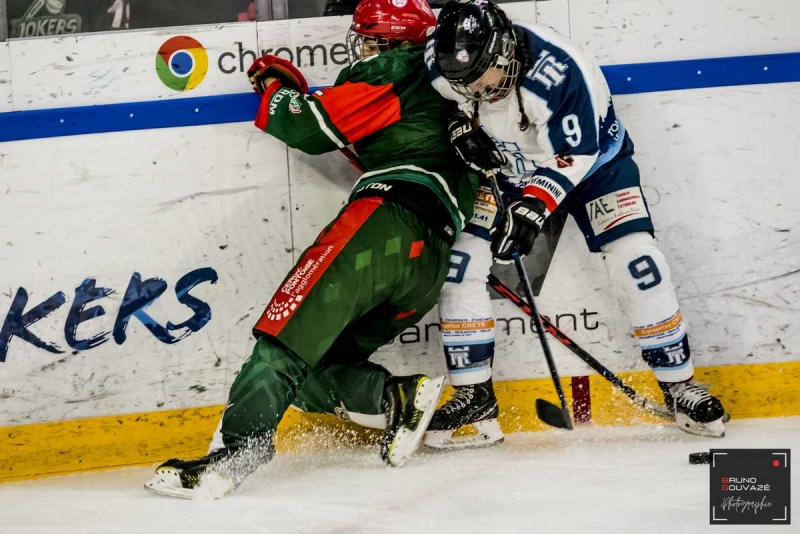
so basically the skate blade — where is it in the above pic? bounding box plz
[675,413,726,438]
[424,419,505,450]
[387,375,445,468]
[143,470,233,500]
[144,476,196,500]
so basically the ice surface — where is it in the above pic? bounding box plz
[1,417,797,534]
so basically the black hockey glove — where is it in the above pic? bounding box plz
[490,196,547,263]
[447,111,507,175]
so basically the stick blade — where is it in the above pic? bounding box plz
[535,398,574,430]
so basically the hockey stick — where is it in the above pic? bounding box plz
[340,144,572,428]
[339,146,367,174]
[486,171,573,430]
[486,273,674,421]
[512,251,574,429]
[341,146,670,421]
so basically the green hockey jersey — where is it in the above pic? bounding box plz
[254,45,479,237]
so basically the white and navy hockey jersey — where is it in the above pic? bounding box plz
[427,22,626,217]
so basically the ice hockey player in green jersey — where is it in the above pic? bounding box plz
[144,0,480,499]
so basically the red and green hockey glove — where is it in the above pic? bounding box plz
[247,55,309,95]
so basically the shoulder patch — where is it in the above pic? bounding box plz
[526,50,569,90]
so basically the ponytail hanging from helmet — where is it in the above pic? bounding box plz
[513,27,533,132]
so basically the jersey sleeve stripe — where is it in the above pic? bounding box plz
[307,99,346,149]
[523,184,559,213]
[521,166,576,211]
[533,166,576,193]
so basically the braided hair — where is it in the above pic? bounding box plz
[471,26,534,133]
[513,27,534,132]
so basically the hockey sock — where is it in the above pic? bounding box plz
[220,336,311,449]
[601,232,694,382]
[439,229,496,386]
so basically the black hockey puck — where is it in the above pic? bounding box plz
[689,452,711,465]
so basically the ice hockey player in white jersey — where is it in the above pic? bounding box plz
[424,0,727,444]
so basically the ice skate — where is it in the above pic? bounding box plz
[144,438,275,499]
[660,380,726,438]
[424,378,504,450]
[381,374,446,467]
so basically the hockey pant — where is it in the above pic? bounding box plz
[440,189,694,385]
[209,340,393,451]
[211,197,451,451]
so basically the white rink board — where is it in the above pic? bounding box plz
[0,123,293,424]
[257,17,352,90]
[0,0,799,426]
[532,0,570,37]
[9,23,258,111]
[289,82,800,384]
[4,0,800,111]
[0,43,11,113]
[571,0,800,64]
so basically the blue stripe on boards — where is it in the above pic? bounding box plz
[1,52,799,143]
[602,52,800,95]
[0,93,261,143]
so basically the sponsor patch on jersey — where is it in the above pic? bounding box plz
[456,49,470,63]
[586,187,648,235]
[270,88,301,115]
[392,0,408,7]
[555,154,574,168]
[289,92,302,114]
[264,244,335,322]
[469,186,498,229]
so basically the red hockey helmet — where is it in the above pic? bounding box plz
[347,0,436,62]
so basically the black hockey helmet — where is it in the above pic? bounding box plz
[433,0,520,102]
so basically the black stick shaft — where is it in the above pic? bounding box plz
[511,252,571,414]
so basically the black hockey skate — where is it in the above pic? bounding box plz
[381,374,445,467]
[424,378,504,450]
[144,437,275,499]
[660,380,726,438]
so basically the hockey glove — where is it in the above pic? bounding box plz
[448,111,507,175]
[490,196,547,263]
[247,55,309,95]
